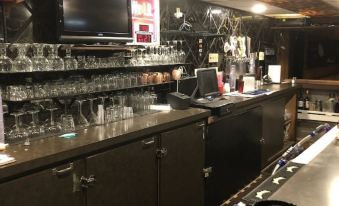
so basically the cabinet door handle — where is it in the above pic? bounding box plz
[52,163,74,177]
[260,138,266,144]
[142,138,155,146]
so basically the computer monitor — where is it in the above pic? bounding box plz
[197,68,219,98]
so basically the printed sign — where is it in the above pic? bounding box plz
[130,0,160,45]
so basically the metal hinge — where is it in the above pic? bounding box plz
[156,148,168,159]
[197,122,206,140]
[203,167,212,178]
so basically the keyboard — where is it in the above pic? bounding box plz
[192,98,234,116]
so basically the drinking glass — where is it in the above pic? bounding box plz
[64,45,78,70]
[77,56,88,69]
[45,107,61,134]
[76,99,89,129]
[178,40,186,63]
[137,48,145,66]
[31,43,50,71]
[86,56,97,69]
[11,43,33,72]
[27,110,44,137]
[47,44,64,71]
[0,43,12,72]
[88,98,99,126]
[60,99,75,132]
[8,112,29,140]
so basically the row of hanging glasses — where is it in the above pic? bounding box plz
[3,71,171,101]
[129,40,186,66]
[0,42,186,73]
[5,91,157,142]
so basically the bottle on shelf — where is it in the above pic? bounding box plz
[328,93,335,113]
[298,92,304,110]
[335,94,339,113]
[304,90,310,110]
[229,65,237,92]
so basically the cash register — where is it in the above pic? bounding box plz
[191,68,234,116]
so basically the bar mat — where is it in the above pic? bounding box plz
[242,162,304,204]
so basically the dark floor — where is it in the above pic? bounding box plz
[221,120,333,206]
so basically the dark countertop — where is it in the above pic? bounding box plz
[229,83,299,109]
[0,83,300,182]
[208,83,299,123]
[0,108,210,182]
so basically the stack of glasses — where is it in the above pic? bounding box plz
[0,42,186,73]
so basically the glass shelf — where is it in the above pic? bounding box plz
[0,63,191,75]
[3,81,176,102]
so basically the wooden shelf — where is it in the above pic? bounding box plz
[298,109,339,122]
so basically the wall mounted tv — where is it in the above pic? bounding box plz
[57,0,133,43]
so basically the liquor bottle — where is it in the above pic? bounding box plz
[304,90,310,110]
[335,94,339,113]
[328,93,335,113]
[229,65,237,92]
[298,92,304,110]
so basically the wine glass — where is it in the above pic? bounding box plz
[11,43,33,72]
[47,44,64,71]
[0,43,12,72]
[31,43,50,71]
[178,40,186,63]
[76,99,89,129]
[8,112,29,141]
[87,98,99,126]
[63,45,78,70]
[27,110,44,137]
[44,107,61,134]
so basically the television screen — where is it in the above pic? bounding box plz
[58,0,132,42]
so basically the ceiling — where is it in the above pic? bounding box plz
[201,0,339,17]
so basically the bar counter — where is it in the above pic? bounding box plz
[0,108,210,181]
[0,83,299,183]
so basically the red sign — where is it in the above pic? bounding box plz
[131,0,160,45]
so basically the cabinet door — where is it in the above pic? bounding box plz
[205,107,262,206]
[262,98,285,167]
[86,137,157,206]
[159,122,205,206]
[0,160,85,206]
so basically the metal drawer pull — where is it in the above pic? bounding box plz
[52,163,74,176]
[142,138,155,146]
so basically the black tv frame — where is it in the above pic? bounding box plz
[56,0,133,43]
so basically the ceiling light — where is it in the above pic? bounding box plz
[251,4,267,14]
[211,9,222,15]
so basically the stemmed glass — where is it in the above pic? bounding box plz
[178,40,186,63]
[87,98,99,126]
[63,45,78,70]
[11,43,33,72]
[31,43,50,71]
[8,112,29,141]
[27,110,44,137]
[47,44,64,71]
[45,107,61,134]
[0,43,12,72]
[76,99,89,129]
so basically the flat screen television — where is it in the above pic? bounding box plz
[56,0,133,43]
